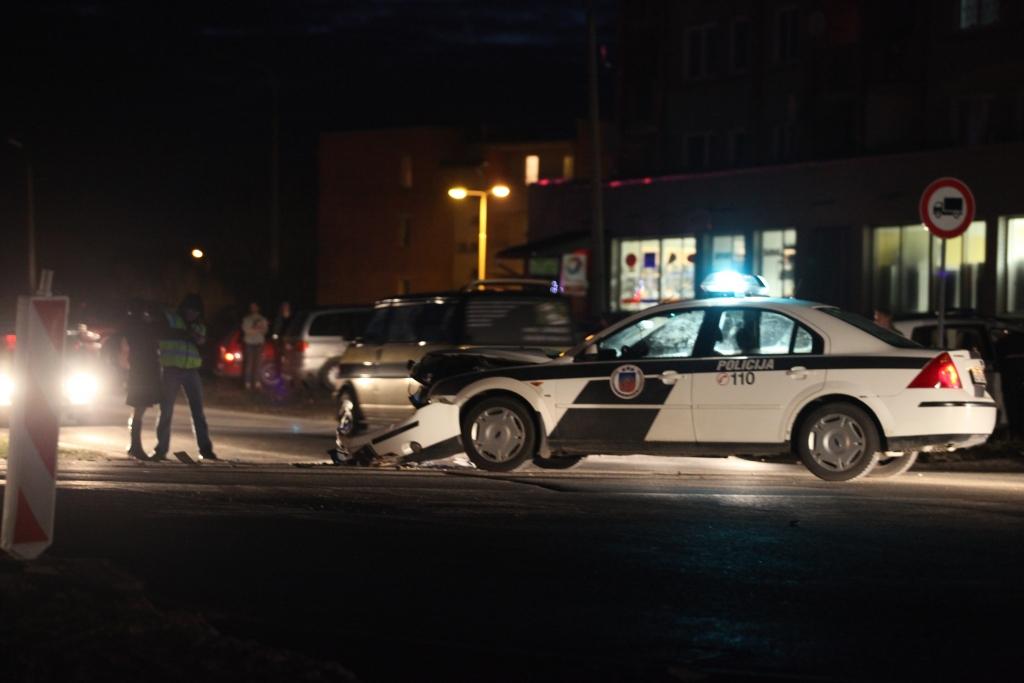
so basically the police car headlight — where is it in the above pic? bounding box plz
[64,372,100,406]
[0,373,14,407]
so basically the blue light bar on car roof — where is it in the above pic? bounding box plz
[699,271,770,297]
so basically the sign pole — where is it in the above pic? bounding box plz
[938,239,947,350]
[919,177,974,351]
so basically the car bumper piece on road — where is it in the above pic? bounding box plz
[334,402,462,465]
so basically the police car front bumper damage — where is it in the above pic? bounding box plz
[333,402,463,466]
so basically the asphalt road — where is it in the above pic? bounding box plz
[2,399,1024,681]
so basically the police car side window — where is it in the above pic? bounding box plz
[713,309,816,356]
[793,326,814,353]
[596,310,705,360]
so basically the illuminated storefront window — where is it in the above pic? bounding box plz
[1006,217,1024,313]
[711,234,745,272]
[754,228,797,297]
[873,221,986,313]
[611,237,697,311]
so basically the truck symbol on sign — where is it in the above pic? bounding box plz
[933,196,964,220]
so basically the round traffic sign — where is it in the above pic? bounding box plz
[918,177,975,239]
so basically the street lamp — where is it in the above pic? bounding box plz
[446,184,511,280]
[7,138,35,293]
[191,248,205,260]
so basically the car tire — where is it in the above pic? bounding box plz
[532,455,584,470]
[259,361,281,389]
[796,403,881,482]
[336,388,364,437]
[461,396,536,472]
[318,359,343,393]
[869,451,919,478]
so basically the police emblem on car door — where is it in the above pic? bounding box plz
[548,309,707,452]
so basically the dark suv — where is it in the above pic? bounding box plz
[335,279,576,435]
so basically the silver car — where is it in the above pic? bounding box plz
[335,280,576,435]
[280,307,371,390]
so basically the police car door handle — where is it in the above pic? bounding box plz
[787,366,807,379]
[660,370,680,385]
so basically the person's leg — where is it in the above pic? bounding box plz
[128,405,147,457]
[244,344,259,389]
[182,369,214,456]
[154,368,182,458]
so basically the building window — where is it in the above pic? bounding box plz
[730,129,751,166]
[685,24,720,79]
[755,229,797,297]
[934,221,986,310]
[1006,217,1024,313]
[776,7,800,63]
[872,222,986,314]
[686,133,711,170]
[611,236,697,311]
[772,123,798,161]
[732,18,751,72]
[711,234,746,273]
[524,154,540,185]
[399,155,413,188]
[562,154,575,180]
[398,215,411,248]
[953,96,992,145]
[959,0,999,29]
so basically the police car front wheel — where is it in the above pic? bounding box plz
[796,403,881,482]
[461,397,536,472]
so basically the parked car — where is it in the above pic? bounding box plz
[1,322,110,415]
[894,312,1024,434]
[280,306,372,391]
[213,329,279,388]
[335,279,577,436]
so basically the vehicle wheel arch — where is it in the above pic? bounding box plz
[460,389,545,457]
[789,394,888,453]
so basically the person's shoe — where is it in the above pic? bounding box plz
[199,451,219,461]
[126,447,149,461]
[150,451,167,462]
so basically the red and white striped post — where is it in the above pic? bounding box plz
[1,289,68,560]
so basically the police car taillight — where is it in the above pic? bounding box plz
[907,352,962,389]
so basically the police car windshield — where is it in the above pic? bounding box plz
[819,308,921,349]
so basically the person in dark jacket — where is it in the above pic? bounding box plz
[121,299,162,460]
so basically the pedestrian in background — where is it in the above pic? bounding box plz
[120,299,162,460]
[153,293,217,461]
[873,308,901,335]
[271,300,292,341]
[241,301,269,390]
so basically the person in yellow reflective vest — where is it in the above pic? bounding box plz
[152,293,217,461]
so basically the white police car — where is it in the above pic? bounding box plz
[337,274,997,481]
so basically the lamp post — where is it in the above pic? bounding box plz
[7,138,36,293]
[447,184,510,281]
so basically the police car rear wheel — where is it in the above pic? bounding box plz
[462,397,536,472]
[870,451,919,478]
[797,404,880,482]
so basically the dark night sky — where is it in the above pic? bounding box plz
[0,0,615,322]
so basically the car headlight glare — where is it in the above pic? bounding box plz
[64,372,100,405]
[0,374,13,407]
